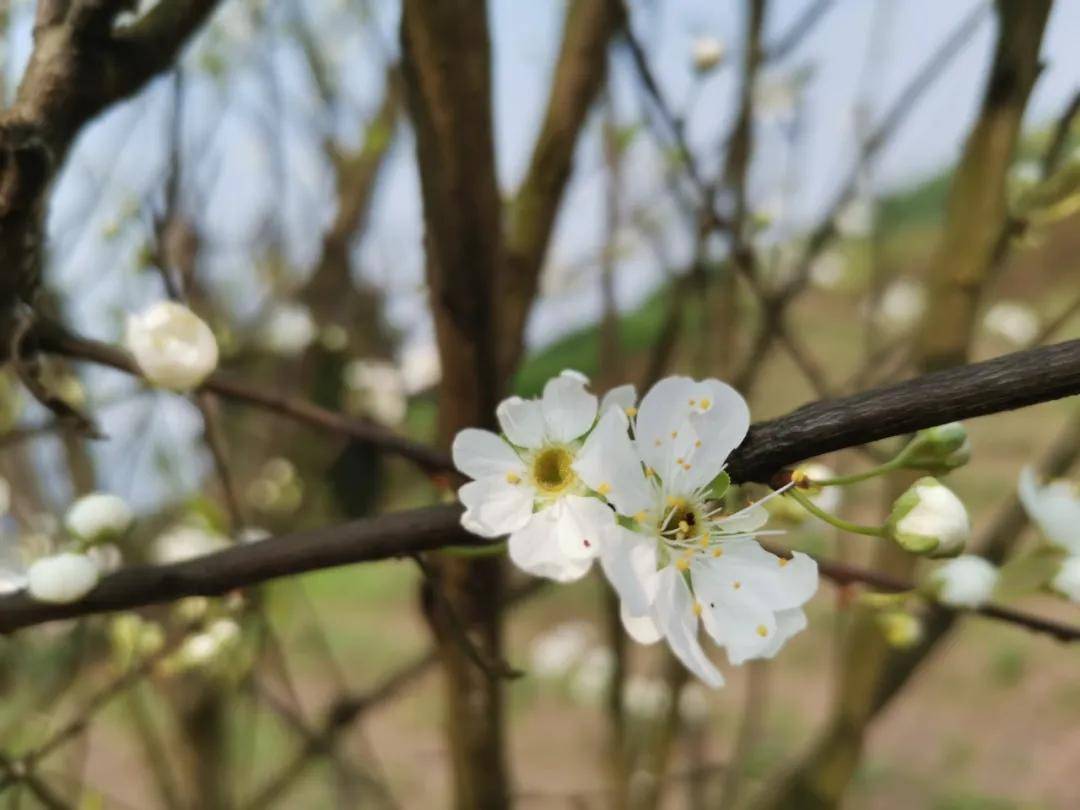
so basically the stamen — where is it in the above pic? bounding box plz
[778,557,790,567]
[711,548,723,557]
[733,581,742,590]
[597,482,612,496]
[671,431,678,439]
[505,472,521,485]
[756,624,768,637]
[688,398,696,407]
[632,510,647,523]
[694,439,702,448]
[644,467,655,478]
[625,406,638,417]
[692,601,703,616]
[699,398,711,410]
[675,558,690,572]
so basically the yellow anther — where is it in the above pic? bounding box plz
[711,548,724,558]
[699,398,711,410]
[675,558,690,572]
[778,556,790,567]
[666,495,685,507]
[698,535,710,548]
[692,601,703,616]
[733,581,742,590]
[756,624,768,637]
[671,430,678,439]
[625,406,638,417]
[632,511,647,523]
[644,466,655,477]
[597,482,612,495]
[654,438,662,447]
[676,457,684,465]
[688,398,696,407]
[678,520,690,533]
[505,472,521,485]
[694,439,702,448]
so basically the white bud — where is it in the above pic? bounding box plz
[691,36,726,72]
[65,493,133,544]
[27,553,100,603]
[1052,556,1080,602]
[256,303,316,357]
[930,555,998,609]
[153,525,230,564]
[126,301,219,390]
[887,478,970,557]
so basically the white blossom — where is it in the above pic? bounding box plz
[257,302,316,357]
[691,36,726,72]
[983,301,1039,346]
[623,675,672,718]
[887,478,970,558]
[930,555,998,609]
[126,302,219,390]
[569,647,615,705]
[153,524,230,564]
[400,340,442,394]
[575,376,817,687]
[1052,556,1080,602]
[344,359,408,426]
[26,553,100,603]
[877,280,925,331]
[454,371,634,582]
[1018,467,1080,555]
[65,493,133,544]
[528,622,591,679]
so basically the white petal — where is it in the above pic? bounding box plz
[573,407,653,517]
[715,503,770,534]
[553,495,613,560]
[600,384,637,415]
[709,540,818,611]
[683,379,750,488]
[560,369,590,384]
[653,566,725,688]
[496,397,546,449]
[1018,467,1080,554]
[635,377,698,476]
[452,429,524,480]
[541,374,598,442]
[599,526,659,615]
[621,603,662,644]
[459,477,533,537]
[692,562,779,664]
[508,512,593,582]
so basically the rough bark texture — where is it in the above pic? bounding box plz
[400,3,509,807]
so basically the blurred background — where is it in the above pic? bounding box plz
[1,0,1078,807]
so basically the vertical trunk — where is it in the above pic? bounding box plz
[400,3,508,807]
[755,4,1052,808]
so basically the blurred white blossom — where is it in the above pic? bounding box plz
[126,302,219,390]
[691,36,726,73]
[27,553,100,603]
[256,302,316,357]
[930,555,998,608]
[877,280,926,331]
[623,675,672,719]
[153,524,230,564]
[65,493,133,544]
[528,621,591,679]
[344,359,408,426]
[569,646,615,705]
[983,301,1039,346]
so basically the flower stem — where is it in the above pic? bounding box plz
[786,489,886,538]
[808,459,902,487]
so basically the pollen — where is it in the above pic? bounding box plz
[698,536,710,548]
[505,472,521,485]
[692,601,703,616]
[678,520,690,534]
[712,548,724,557]
[778,556,790,567]
[625,406,638,417]
[671,430,678,439]
[756,624,769,637]
[688,398,696,407]
[675,558,690,572]
[733,581,742,590]
[597,482,612,495]
[644,466,655,478]
[699,397,711,410]
[676,457,684,465]
[666,496,686,508]
[632,510,647,523]
[694,439,702,448]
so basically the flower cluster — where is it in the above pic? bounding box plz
[453,371,818,687]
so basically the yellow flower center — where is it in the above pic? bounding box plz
[531,446,576,494]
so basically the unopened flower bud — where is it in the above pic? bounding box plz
[691,36,726,73]
[875,610,922,649]
[886,477,970,558]
[26,553,99,603]
[126,301,219,390]
[929,555,998,609]
[897,423,971,475]
[65,493,133,544]
[1052,556,1080,603]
